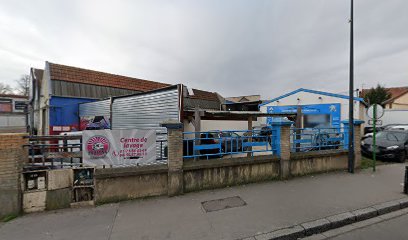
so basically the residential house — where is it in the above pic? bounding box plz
[223,95,262,111]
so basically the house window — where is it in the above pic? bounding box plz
[14,101,27,111]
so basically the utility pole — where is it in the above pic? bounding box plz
[348,0,355,173]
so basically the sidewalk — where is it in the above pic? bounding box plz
[1,163,406,240]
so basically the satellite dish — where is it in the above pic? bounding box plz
[367,104,384,119]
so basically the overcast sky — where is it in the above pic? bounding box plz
[1,0,407,98]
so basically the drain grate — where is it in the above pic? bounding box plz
[201,196,246,212]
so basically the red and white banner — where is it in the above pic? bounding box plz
[82,129,156,166]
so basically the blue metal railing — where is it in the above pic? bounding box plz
[183,129,277,160]
[290,127,345,152]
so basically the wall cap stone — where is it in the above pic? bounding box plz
[184,155,280,171]
[95,164,168,179]
[291,149,348,160]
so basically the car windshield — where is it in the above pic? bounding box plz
[221,132,232,137]
[231,132,240,137]
[376,132,407,142]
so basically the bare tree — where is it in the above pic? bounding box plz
[0,82,13,94]
[16,74,30,96]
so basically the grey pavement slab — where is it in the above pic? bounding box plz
[1,164,407,240]
[0,203,119,240]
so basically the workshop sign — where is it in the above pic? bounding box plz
[83,129,156,166]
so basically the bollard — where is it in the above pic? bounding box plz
[404,166,408,194]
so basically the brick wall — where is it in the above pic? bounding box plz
[354,125,362,168]
[279,125,291,179]
[167,129,183,171]
[0,133,28,219]
[167,128,184,196]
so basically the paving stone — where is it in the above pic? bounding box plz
[301,218,331,236]
[322,224,357,238]
[351,216,384,229]
[326,212,356,228]
[254,225,305,240]
[372,200,401,215]
[351,207,378,221]
[301,233,327,240]
[240,237,256,240]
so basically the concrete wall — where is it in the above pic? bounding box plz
[183,156,280,192]
[94,165,168,204]
[0,133,27,219]
[22,169,73,213]
[38,62,51,135]
[93,150,350,204]
[0,113,26,133]
[290,150,349,176]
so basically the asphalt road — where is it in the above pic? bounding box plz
[331,212,408,240]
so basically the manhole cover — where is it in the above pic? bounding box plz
[202,196,246,212]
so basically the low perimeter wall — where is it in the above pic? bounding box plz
[93,149,352,204]
[290,150,349,176]
[94,165,168,204]
[183,156,280,192]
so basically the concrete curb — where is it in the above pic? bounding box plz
[302,208,408,240]
[239,197,408,240]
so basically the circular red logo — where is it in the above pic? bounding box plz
[86,135,110,158]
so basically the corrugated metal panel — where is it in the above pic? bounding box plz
[112,87,180,161]
[112,88,179,131]
[52,80,139,99]
[79,99,111,117]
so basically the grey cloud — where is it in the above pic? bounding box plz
[0,0,407,98]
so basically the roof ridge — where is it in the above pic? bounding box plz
[47,61,171,92]
[383,88,408,103]
[48,62,169,85]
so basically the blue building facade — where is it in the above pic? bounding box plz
[49,96,95,134]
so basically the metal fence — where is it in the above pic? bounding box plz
[183,129,277,160]
[24,134,168,170]
[290,127,345,152]
[24,135,83,170]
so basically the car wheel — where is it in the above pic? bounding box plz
[398,151,407,163]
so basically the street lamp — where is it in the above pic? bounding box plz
[348,0,355,173]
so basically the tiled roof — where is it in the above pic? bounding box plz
[188,88,220,102]
[48,62,171,92]
[226,95,261,103]
[360,86,408,103]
